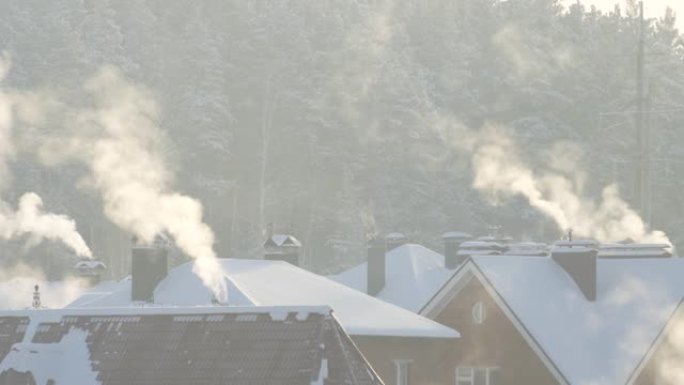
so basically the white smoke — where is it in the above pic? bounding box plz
[0,263,86,309]
[0,193,92,257]
[654,314,684,385]
[471,125,670,244]
[36,67,227,302]
[0,53,92,258]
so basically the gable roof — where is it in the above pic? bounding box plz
[0,306,383,385]
[424,255,684,385]
[329,244,455,312]
[67,258,459,339]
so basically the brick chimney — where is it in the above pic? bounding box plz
[131,237,168,302]
[442,231,473,269]
[385,232,407,251]
[367,237,386,296]
[264,234,301,266]
[551,241,598,301]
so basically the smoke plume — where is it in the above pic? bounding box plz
[0,193,92,257]
[38,67,227,302]
[0,53,92,258]
[471,125,669,244]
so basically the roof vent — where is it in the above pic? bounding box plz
[264,234,302,266]
[74,259,107,286]
[32,284,41,309]
[385,232,407,251]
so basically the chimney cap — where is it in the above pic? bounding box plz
[552,239,598,248]
[74,259,107,270]
[264,234,301,248]
[132,235,170,249]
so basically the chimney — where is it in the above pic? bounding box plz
[264,234,301,266]
[385,232,407,251]
[131,237,168,302]
[367,237,386,296]
[551,242,598,301]
[74,259,107,287]
[443,231,473,269]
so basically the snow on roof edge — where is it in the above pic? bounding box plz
[0,305,334,319]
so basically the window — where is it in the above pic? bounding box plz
[472,301,487,324]
[456,366,499,385]
[393,359,412,385]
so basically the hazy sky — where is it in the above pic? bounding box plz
[563,0,684,29]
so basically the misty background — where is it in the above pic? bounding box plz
[0,0,683,280]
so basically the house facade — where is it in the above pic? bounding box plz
[332,236,684,385]
[420,243,684,385]
[421,263,565,385]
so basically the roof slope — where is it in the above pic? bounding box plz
[330,244,454,312]
[0,317,29,363]
[67,259,459,339]
[0,307,384,385]
[468,256,684,385]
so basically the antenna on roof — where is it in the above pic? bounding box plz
[567,228,573,243]
[32,284,41,309]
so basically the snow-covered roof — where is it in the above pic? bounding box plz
[0,306,383,385]
[386,232,406,240]
[442,231,473,240]
[598,243,672,258]
[504,242,548,256]
[67,258,459,339]
[462,255,684,385]
[330,244,454,313]
[264,234,302,247]
[459,240,508,250]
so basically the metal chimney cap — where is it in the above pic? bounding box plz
[264,234,302,248]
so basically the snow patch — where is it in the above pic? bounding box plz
[311,358,328,385]
[0,328,100,385]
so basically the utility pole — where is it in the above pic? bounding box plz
[635,1,650,224]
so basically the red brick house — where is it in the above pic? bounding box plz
[420,242,684,385]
